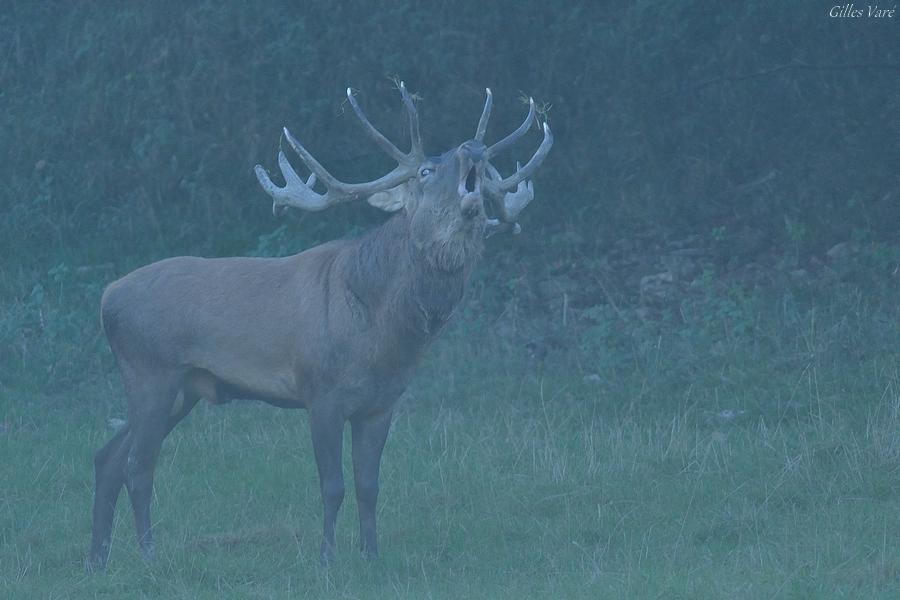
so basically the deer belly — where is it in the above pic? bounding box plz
[183,361,302,407]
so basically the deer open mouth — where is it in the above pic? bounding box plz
[457,156,482,199]
[458,160,484,219]
[465,165,478,193]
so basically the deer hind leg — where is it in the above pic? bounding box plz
[88,385,199,568]
[121,374,198,560]
[88,425,131,568]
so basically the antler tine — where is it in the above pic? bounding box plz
[253,129,341,211]
[484,161,532,224]
[258,150,318,215]
[399,81,423,158]
[486,97,536,159]
[254,145,329,211]
[494,121,553,191]
[483,122,553,224]
[474,88,492,142]
[346,88,407,163]
[282,128,341,189]
[277,149,317,196]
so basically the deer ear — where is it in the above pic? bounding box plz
[366,185,407,212]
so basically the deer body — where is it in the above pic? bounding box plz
[89,84,551,567]
[102,214,469,412]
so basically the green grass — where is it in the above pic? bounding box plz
[2,298,900,598]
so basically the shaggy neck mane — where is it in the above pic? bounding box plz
[346,213,478,340]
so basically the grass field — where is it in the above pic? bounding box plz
[2,274,900,599]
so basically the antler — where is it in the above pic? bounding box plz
[255,82,424,213]
[474,88,492,142]
[486,97,537,160]
[483,122,553,226]
[484,161,534,225]
[471,89,553,228]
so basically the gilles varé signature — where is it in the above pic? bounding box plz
[829,4,896,17]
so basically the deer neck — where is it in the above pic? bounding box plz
[348,213,479,340]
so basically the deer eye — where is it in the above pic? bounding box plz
[419,167,433,177]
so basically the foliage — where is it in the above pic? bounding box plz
[1,1,896,268]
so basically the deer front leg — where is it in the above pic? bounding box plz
[309,409,345,564]
[351,410,393,558]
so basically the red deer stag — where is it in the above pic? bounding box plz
[89,82,552,567]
